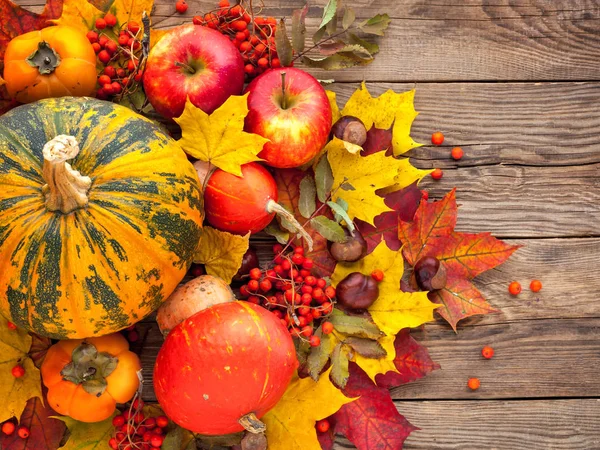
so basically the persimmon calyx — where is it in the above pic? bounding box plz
[26,41,61,75]
[61,342,118,397]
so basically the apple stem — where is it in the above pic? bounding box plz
[266,200,313,251]
[281,71,288,110]
[175,61,196,74]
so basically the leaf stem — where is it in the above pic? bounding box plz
[292,29,350,62]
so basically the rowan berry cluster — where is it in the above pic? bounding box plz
[238,244,335,346]
[1,421,29,439]
[192,0,283,80]
[86,14,144,100]
[108,398,169,449]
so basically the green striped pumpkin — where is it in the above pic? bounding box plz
[0,97,204,339]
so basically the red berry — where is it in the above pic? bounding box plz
[508,281,521,296]
[150,434,164,447]
[134,71,143,82]
[281,259,292,271]
[12,364,25,378]
[17,425,29,439]
[321,321,334,334]
[116,432,125,441]
[98,35,109,47]
[104,13,117,28]
[193,15,203,25]
[143,431,153,442]
[421,190,429,201]
[257,57,269,68]
[128,21,140,34]
[231,20,247,31]
[127,59,138,72]
[249,267,262,280]
[98,50,111,64]
[259,279,272,292]
[248,295,261,305]
[98,74,111,86]
[316,419,330,433]
[301,293,312,305]
[302,258,314,270]
[467,377,480,390]
[218,0,230,7]
[92,42,102,53]
[324,286,335,299]
[431,131,444,145]
[371,269,384,282]
[272,243,283,254]
[294,246,305,255]
[451,146,464,160]
[133,411,144,423]
[321,301,333,314]
[431,168,443,180]
[291,253,304,266]
[309,335,321,347]
[95,18,107,29]
[316,278,326,289]
[271,58,281,68]
[176,0,188,14]
[7,321,17,330]
[112,414,126,427]
[312,288,324,301]
[530,280,542,292]
[312,309,322,319]
[2,422,15,435]
[244,64,254,75]
[247,279,259,292]
[153,426,164,435]
[116,68,126,78]
[143,417,155,429]
[86,31,99,43]
[108,437,118,449]
[304,276,316,286]
[118,34,129,46]
[103,65,117,78]
[156,416,169,428]
[481,345,495,359]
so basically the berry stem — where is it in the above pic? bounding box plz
[281,71,288,110]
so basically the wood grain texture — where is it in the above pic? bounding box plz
[334,399,600,450]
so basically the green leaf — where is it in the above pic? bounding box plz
[307,331,336,380]
[275,18,293,67]
[295,338,312,366]
[315,156,334,203]
[359,13,391,36]
[329,310,384,340]
[348,32,380,55]
[299,175,317,219]
[292,3,309,53]
[58,413,117,450]
[312,26,327,44]
[338,44,373,59]
[327,200,355,233]
[311,216,346,242]
[330,343,351,388]
[326,11,337,34]
[161,427,183,450]
[319,0,338,29]
[264,222,290,245]
[342,8,356,30]
[344,336,387,358]
[302,53,372,70]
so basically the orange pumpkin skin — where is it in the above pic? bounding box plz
[3,26,97,103]
[41,333,141,423]
[154,301,297,435]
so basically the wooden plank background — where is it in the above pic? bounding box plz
[15,0,600,448]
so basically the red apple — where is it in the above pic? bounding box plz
[144,24,244,119]
[244,67,332,168]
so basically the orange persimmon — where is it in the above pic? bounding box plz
[41,333,141,423]
[3,26,97,103]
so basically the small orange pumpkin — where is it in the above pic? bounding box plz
[41,333,141,423]
[3,26,97,103]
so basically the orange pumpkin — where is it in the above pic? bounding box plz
[3,26,97,103]
[41,333,141,423]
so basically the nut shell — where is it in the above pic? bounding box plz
[413,257,447,291]
[331,116,368,146]
[329,228,367,262]
[336,272,379,310]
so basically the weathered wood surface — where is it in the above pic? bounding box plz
[14,0,600,448]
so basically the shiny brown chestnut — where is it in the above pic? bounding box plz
[331,116,368,146]
[336,272,379,311]
[413,256,447,291]
[329,227,367,263]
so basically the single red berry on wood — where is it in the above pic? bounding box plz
[309,335,321,347]
[431,131,444,145]
[2,421,15,435]
[316,419,330,433]
[431,168,443,180]
[421,190,429,201]
[481,346,495,359]
[371,269,384,282]
[321,322,334,334]
[175,0,188,14]
[467,377,480,390]
[451,146,464,160]
[530,279,542,292]
[17,425,29,439]
[12,364,25,378]
[508,281,521,295]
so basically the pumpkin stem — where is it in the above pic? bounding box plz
[238,412,266,434]
[26,41,61,75]
[42,135,92,214]
[266,200,314,251]
[60,342,118,397]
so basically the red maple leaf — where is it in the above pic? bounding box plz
[361,125,393,156]
[398,189,521,330]
[356,182,422,254]
[274,169,337,277]
[334,363,418,450]
[0,394,65,450]
[376,329,440,388]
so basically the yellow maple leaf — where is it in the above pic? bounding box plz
[263,369,355,450]
[326,90,341,125]
[52,0,104,33]
[352,333,398,383]
[58,413,117,450]
[0,320,42,424]
[193,226,250,284]
[341,82,422,156]
[110,0,154,27]
[175,95,269,176]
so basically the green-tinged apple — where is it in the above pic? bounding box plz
[144,24,244,119]
[244,67,332,168]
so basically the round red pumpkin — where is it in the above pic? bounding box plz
[153,301,297,435]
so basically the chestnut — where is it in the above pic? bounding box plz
[336,272,379,311]
[331,116,368,146]
[329,227,367,263]
[233,246,259,282]
[413,256,447,291]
